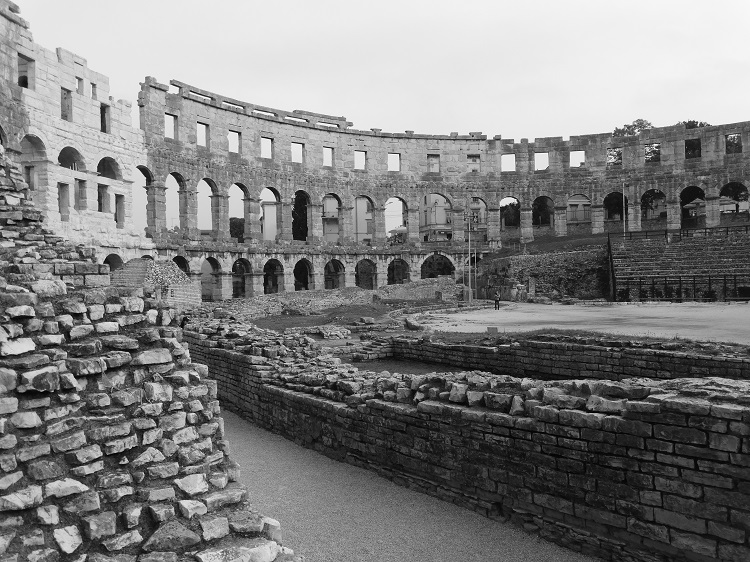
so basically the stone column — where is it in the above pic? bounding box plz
[520,206,534,242]
[281,269,294,292]
[406,208,420,244]
[451,209,465,243]
[590,204,604,234]
[487,205,501,244]
[211,194,229,240]
[373,206,386,244]
[181,188,198,235]
[216,272,233,300]
[344,267,356,289]
[277,200,290,241]
[666,198,681,230]
[147,182,167,233]
[310,203,323,242]
[251,272,264,296]
[628,198,642,232]
[554,205,567,236]
[705,195,720,228]
[341,204,354,244]
[244,197,260,242]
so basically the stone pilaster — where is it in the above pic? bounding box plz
[590,204,604,234]
[554,205,567,237]
[520,206,534,242]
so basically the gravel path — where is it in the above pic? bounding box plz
[224,410,598,562]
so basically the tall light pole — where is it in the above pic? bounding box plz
[465,198,483,303]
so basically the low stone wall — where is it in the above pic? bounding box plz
[390,336,750,381]
[186,323,750,562]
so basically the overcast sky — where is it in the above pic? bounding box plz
[18,0,750,141]
[16,0,750,232]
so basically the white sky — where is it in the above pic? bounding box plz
[17,0,750,231]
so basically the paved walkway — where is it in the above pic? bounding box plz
[224,410,597,562]
[422,302,750,344]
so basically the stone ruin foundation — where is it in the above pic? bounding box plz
[0,138,301,559]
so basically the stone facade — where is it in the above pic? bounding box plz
[0,89,300,561]
[186,322,750,562]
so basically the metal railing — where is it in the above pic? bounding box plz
[617,223,750,242]
[615,274,750,302]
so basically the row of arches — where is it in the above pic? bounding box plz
[18,136,123,180]
[103,252,458,301]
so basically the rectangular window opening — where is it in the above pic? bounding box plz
[261,137,273,159]
[607,147,623,167]
[685,138,701,159]
[354,150,366,170]
[58,183,70,221]
[61,88,72,122]
[388,153,401,172]
[164,113,177,139]
[501,153,516,172]
[90,83,97,99]
[285,116,308,124]
[222,101,245,112]
[427,154,440,173]
[726,134,743,154]
[115,194,125,229]
[467,154,481,173]
[97,185,110,213]
[100,104,110,133]
[323,147,334,167]
[291,142,304,163]
[227,131,240,153]
[253,109,276,118]
[534,152,549,171]
[318,122,338,129]
[189,90,213,103]
[17,53,34,89]
[75,77,84,95]
[197,122,209,147]
[74,179,87,211]
[645,143,661,163]
[569,150,586,167]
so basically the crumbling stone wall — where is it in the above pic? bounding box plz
[0,145,299,559]
[483,249,609,300]
[185,322,750,562]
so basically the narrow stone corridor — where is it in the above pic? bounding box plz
[224,410,598,562]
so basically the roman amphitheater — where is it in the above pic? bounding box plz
[1,1,750,560]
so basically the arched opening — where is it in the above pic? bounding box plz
[322,194,342,243]
[641,189,667,223]
[292,190,310,242]
[197,178,216,234]
[263,259,284,294]
[499,196,520,230]
[420,193,452,242]
[355,259,377,289]
[173,256,190,274]
[603,192,628,221]
[293,259,313,291]
[97,157,121,180]
[466,197,488,243]
[19,135,47,194]
[719,182,749,219]
[228,183,247,242]
[387,259,410,285]
[141,255,154,260]
[103,254,123,272]
[260,187,280,241]
[680,186,705,227]
[232,259,252,298]
[385,196,408,245]
[324,260,346,289]
[532,196,555,227]
[566,194,592,223]
[354,196,374,245]
[421,254,455,279]
[58,147,86,172]
[201,258,221,302]
[165,173,184,231]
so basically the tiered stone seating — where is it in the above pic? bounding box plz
[610,229,750,300]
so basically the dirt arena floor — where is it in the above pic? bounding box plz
[420,302,750,345]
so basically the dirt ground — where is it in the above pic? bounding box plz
[419,301,750,345]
